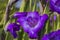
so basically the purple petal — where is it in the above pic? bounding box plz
[7,23,20,38]
[54,15,57,21]
[27,12,40,18]
[17,17,30,33]
[7,23,20,31]
[32,14,48,33]
[42,35,49,40]
[28,30,38,39]
[50,0,60,14]
[13,12,27,18]
[42,30,60,40]
[10,30,18,38]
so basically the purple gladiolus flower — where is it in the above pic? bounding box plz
[50,0,60,14]
[42,30,60,40]
[7,23,20,38]
[14,11,48,39]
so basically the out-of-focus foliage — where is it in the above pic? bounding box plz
[0,0,8,21]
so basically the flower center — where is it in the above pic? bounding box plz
[50,35,60,40]
[27,17,38,28]
[55,0,60,7]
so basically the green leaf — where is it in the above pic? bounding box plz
[18,29,24,40]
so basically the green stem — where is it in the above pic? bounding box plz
[29,0,32,11]
[19,0,26,12]
[5,32,8,40]
[18,29,24,40]
[57,14,60,30]
[32,0,36,11]
[53,14,57,31]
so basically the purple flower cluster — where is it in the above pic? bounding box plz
[50,0,60,14]
[6,11,48,39]
[42,30,60,40]
[13,11,48,39]
[6,0,60,39]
